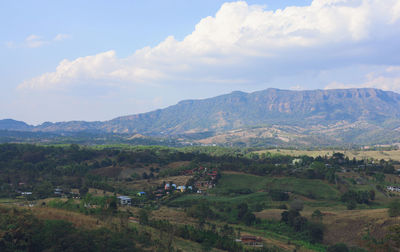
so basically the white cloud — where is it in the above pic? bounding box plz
[19,0,400,90]
[25,34,48,48]
[53,33,71,41]
[6,33,71,49]
[325,66,400,93]
[290,85,305,91]
[4,41,15,48]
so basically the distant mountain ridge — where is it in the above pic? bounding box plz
[105,88,400,134]
[0,119,33,131]
[2,88,400,146]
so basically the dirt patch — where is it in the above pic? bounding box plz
[255,209,283,221]
[165,161,191,169]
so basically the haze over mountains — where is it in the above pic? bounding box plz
[2,88,400,147]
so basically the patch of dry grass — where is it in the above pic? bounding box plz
[320,208,400,247]
[254,207,400,249]
[30,207,103,229]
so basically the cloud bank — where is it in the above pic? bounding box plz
[19,0,400,90]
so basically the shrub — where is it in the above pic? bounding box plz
[311,209,323,222]
[347,201,357,210]
[388,200,400,217]
[278,204,287,209]
[290,199,304,212]
[269,190,289,201]
[327,243,349,252]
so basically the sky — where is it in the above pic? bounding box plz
[1,0,400,125]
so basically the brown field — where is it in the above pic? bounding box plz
[88,188,115,196]
[165,161,191,169]
[149,206,197,225]
[321,209,400,247]
[90,161,191,180]
[256,149,400,161]
[256,208,400,248]
[30,207,103,229]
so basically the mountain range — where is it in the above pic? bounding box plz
[2,88,400,147]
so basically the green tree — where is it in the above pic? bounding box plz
[139,209,149,225]
[237,203,248,219]
[33,181,53,199]
[347,201,356,210]
[369,190,375,201]
[374,172,385,183]
[290,199,304,212]
[327,243,349,252]
[79,186,89,196]
[311,209,323,222]
[388,200,400,217]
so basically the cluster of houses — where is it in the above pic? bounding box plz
[183,167,219,191]
[53,188,80,198]
[116,167,220,206]
[116,183,195,206]
[17,188,80,198]
[386,186,400,193]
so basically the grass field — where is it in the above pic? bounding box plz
[213,172,340,200]
[170,172,342,214]
[256,149,400,161]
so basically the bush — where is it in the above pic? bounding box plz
[388,200,400,217]
[341,190,370,205]
[290,199,304,212]
[308,222,324,243]
[269,190,289,201]
[347,201,357,210]
[278,204,287,209]
[311,209,323,222]
[327,243,349,252]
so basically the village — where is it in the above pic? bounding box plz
[13,165,220,209]
[116,166,219,206]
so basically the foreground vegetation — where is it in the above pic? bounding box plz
[1,143,400,251]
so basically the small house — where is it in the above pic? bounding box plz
[129,217,139,223]
[137,192,146,196]
[240,236,263,247]
[117,196,132,206]
[54,188,63,196]
[292,159,302,165]
[177,185,186,192]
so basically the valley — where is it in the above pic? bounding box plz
[1,143,400,251]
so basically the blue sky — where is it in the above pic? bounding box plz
[1,0,400,124]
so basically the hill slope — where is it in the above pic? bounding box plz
[0,119,33,131]
[102,88,400,135]
[2,88,400,146]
